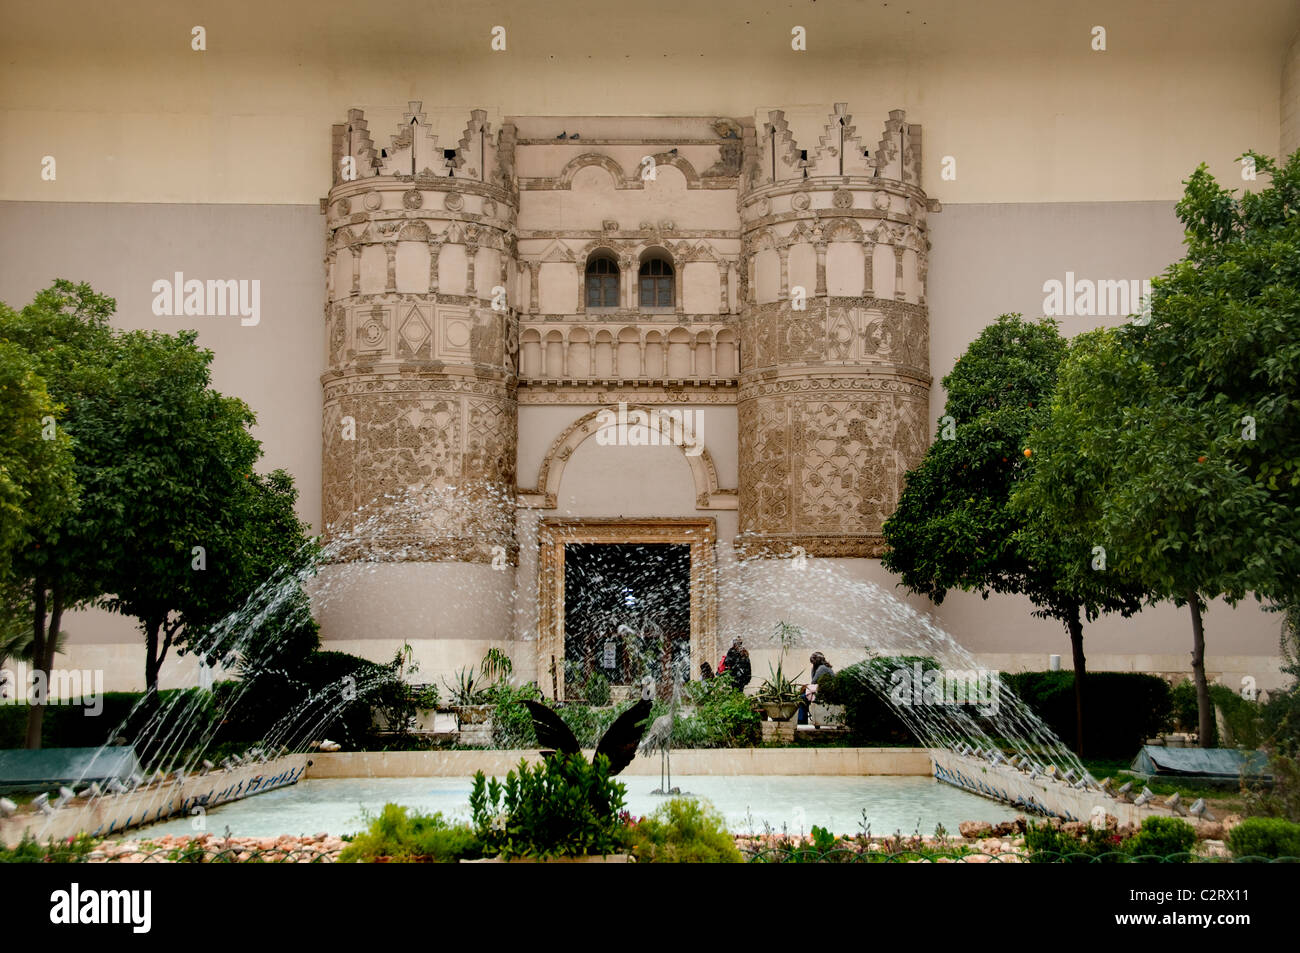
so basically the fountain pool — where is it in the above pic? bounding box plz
[134,775,1017,839]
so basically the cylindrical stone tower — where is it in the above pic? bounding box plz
[317,103,519,666]
[736,105,932,558]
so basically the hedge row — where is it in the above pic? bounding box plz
[0,650,386,753]
[995,671,1171,757]
[816,662,1172,757]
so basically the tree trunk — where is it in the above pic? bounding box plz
[1187,592,1213,748]
[1066,605,1087,758]
[145,619,162,695]
[24,582,48,749]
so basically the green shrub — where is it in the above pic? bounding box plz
[339,803,481,863]
[1260,681,1300,757]
[557,703,623,747]
[0,688,217,751]
[0,832,96,863]
[218,649,387,749]
[470,753,630,859]
[673,678,760,748]
[1023,822,1124,863]
[583,671,611,707]
[816,656,940,746]
[488,681,544,747]
[629,798,742,863]
[1001,671,1172,758]
[1170,680,1263,747]
[1227,817,1300,860]
[1126,817,1196,860]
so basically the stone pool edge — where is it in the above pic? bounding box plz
[305,748,934,778]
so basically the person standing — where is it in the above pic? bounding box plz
[731,645,752,692]
[798,652,834,724]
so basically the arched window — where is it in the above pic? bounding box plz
[585,256,619,308]
[639,257,674,308]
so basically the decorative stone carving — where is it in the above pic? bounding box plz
[444,191,464,211]
[402,190,423,210]
[736,108,931,559]
[363,192,382,211]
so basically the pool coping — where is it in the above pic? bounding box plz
[305,747,935,778]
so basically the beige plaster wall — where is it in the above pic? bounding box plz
[2,1,1295,206]
[1285,26,1300,156]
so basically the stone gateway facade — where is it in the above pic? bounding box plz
[317,102,939,695]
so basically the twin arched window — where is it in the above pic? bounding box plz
[585,254,675,309]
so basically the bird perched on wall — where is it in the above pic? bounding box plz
[523,694,652,776]
[556,131,567,139]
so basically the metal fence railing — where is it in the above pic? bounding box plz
[744,847,1300,863]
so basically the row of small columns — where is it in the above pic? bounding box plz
[747,239,915,304]
[328,241,510,298]
[525,333,733,380]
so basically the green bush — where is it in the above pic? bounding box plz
[816,656,940,746]
[629,798,742,863]
[1001,671,1172,757]
[0,833,96,863]
[1126,817,1196,860]
[1170,680,1263,747]
[1023,822,1124,863]
[1023,816,1195,863]
[0,688,217,751]
[673,677,760,748]
[583,671,611,707]
[557,703,623,747]
[1260,685,1300,757]
[1227,817,1300,860]
[493,681,758,751]
[470,753,630,859]
[338,803,482,863]
[218,649,388,750]
[488,681,545,747]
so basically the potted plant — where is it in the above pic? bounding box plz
[754,620,804,720]
[756,663,803,721]
[410,683,440,732]
[446,649,516,726]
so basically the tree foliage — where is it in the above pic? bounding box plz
[1016,151,1300,746]
[883,315,1144,753]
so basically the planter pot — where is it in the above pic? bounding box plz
[454,704,496,725]
[759,702,799,722]
[460,853,633,864]
[809,703,846,727]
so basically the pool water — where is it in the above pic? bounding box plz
[137,775,1016,838]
